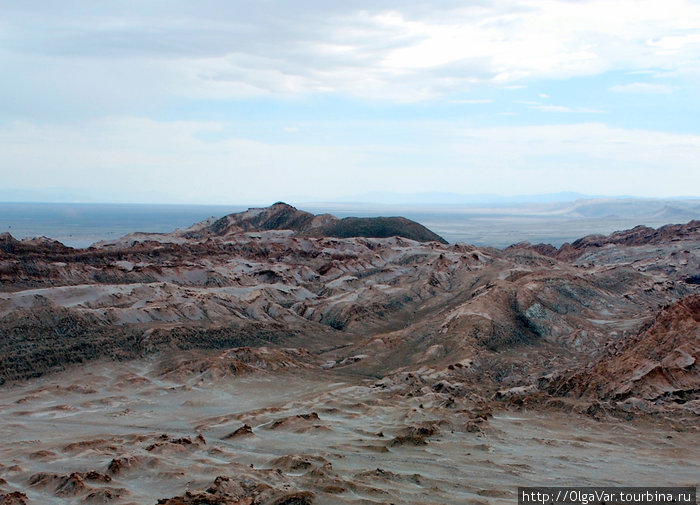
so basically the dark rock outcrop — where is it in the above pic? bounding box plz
[193,202,448,244]
[0,492,28,505]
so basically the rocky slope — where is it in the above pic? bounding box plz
[0,206,697,408]
[179,202,448,244]
[1,206,699,504]
[512,220,700,264]
[543,294,699,411]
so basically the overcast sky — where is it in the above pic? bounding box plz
[1,0,699,204]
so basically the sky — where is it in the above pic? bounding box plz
[1,0,699,205]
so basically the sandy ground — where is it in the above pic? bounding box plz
[1,358,697,505]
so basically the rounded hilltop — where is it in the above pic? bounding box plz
[200,202,448,244]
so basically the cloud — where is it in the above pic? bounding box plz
[1,0,699,107]
[1,118,698,201]
[1,1,698,203]
[449,99,493,104]
[530,105,575,113]
[0,118,367,203]
[445,122,700,195]
[515,101,606,114]
[609,82,676,94]
[647,33,700,54]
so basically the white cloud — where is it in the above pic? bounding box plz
[1,118,697,201]
[364,0,700,93]
[647,33,700,53]
[609,82,676,94]
[1,0,699,104]
[515,101,606,113]
[0,118,366,203]
[0,2,698,203]
[444,122,700,196]
[449,99,493,104]
[531,105,574,113]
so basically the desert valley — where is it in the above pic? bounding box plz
[0,203,698,505]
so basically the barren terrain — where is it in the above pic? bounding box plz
[0,203,698,504]
[1,359,697,505]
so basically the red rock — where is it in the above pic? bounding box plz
[549,295,700,405]
[0,492,28,505]
[222,424,253,439]
[107,455,144,475]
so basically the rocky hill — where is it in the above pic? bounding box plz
[0,207,698,418]
[183,202,448,243]
[511,220,700,262]
[544,294,699,411]
[1,208,699,504]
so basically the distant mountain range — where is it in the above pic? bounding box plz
[327,191,596,205]
[302,196,700,219]
[322,192,700,206]
[3,189,699,207]
[299,197,700,247]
